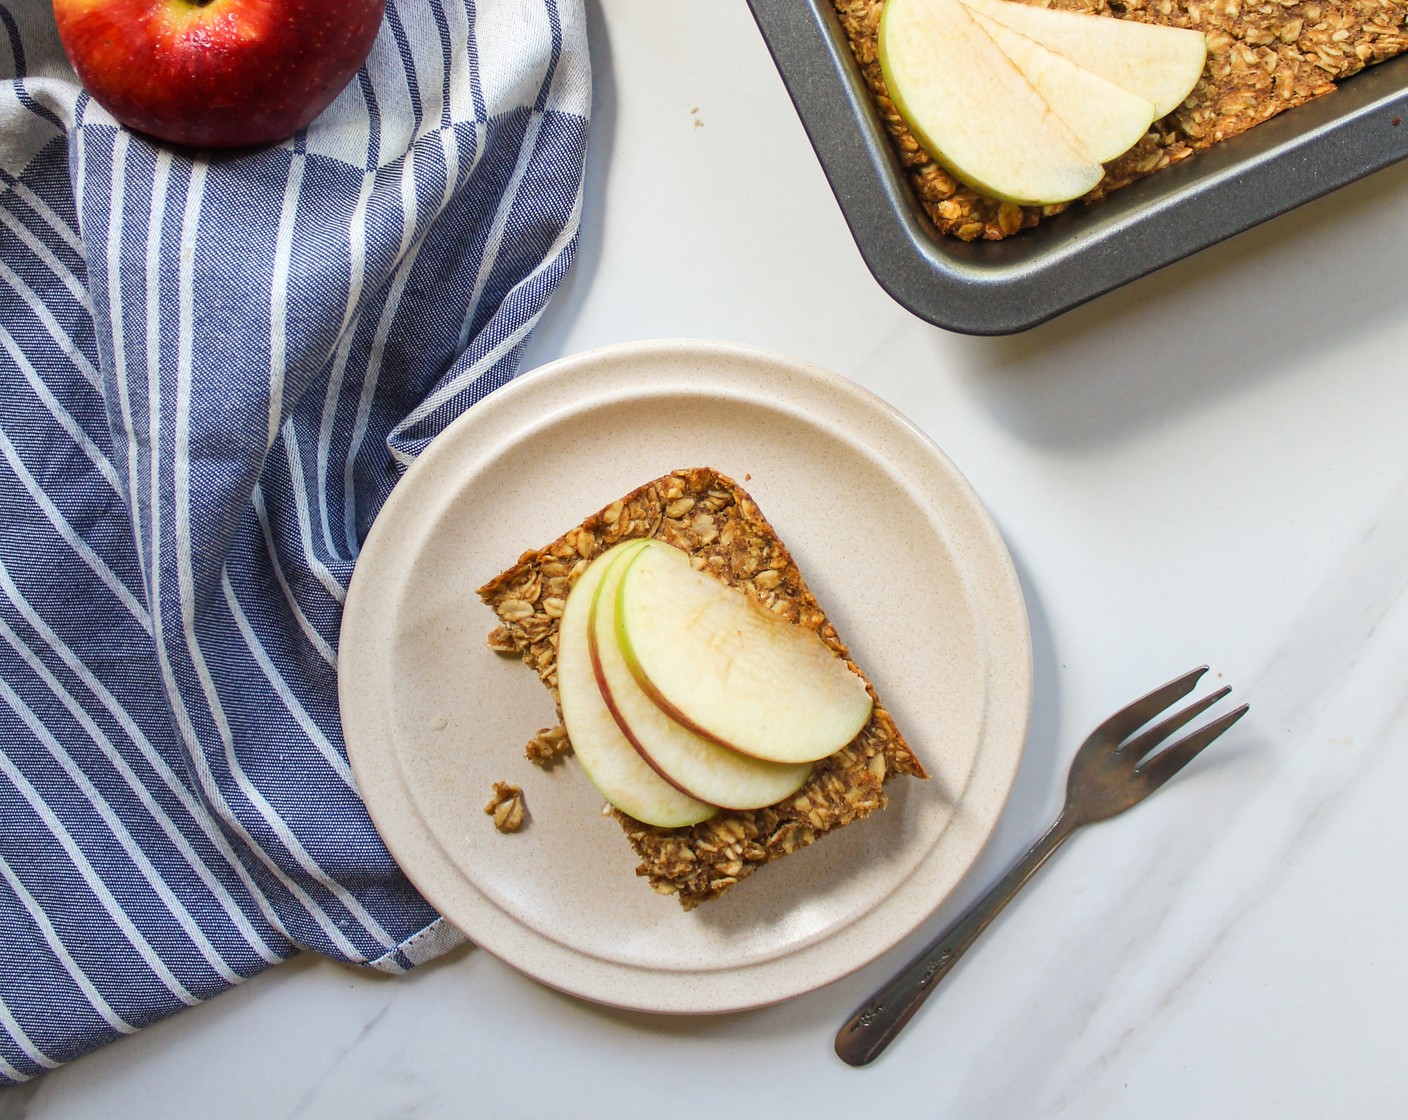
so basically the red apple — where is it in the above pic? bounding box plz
[51,0,386,148]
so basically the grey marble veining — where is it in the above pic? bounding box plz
[8,0,1408,1115]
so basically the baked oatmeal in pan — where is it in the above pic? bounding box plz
[834,0,1408,239]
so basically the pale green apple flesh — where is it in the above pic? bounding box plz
[588,543,814,810]
[879,0,1104,205]
[967,11,1157,163]
[614,542,874,765]
[959,0,1208,119]
[557,541,716,828]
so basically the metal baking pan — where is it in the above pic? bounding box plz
[746,0,1408,334]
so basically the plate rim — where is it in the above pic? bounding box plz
[340,337,1033,1013]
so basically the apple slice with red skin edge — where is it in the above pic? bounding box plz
[558,541,716,828]
[614,541,874,766]
[959,0,1208,119]
[967,11,1158,163]
[588,543,813,811]
[878,0,1105,206]
[51,0,386,148]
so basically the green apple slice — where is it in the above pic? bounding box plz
[960,0,1208,119]
[558,541,716,828]
[968,11,1157,163]
[614,542,874,765]
[589,542,813,810]
[879,0,1105,206]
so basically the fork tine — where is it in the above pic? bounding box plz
[1138,703,1250,789]
[1091,666,1208,744]
[1123,686,1231,760]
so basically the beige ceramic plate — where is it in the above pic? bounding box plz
[340,338,1031,1013]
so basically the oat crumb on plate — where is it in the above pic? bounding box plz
[485,782,527,833]
[522,724,571,767]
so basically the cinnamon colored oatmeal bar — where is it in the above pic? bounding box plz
[834,0,1408,240]
[478,467,927,909]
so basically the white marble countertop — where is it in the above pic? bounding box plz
[17,1,1408,1116]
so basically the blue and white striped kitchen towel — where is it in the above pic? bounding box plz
[0,0,589,1083]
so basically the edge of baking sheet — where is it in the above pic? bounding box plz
[747,0,1408,335]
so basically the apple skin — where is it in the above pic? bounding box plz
[557,541,717,829]
[878,0,1103,206]
[51,0,385,148]
[613,541,873,765]
[587,543,813,811]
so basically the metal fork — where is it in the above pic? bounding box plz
[835,666,1249,1067]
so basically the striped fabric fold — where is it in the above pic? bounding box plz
[0,0,590,1082]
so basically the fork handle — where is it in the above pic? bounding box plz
[835,813,1079,1067]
